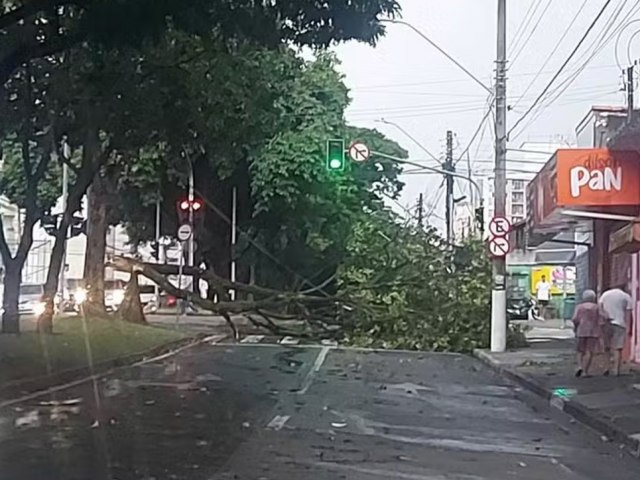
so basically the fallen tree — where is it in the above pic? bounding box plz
[108,256,346,339]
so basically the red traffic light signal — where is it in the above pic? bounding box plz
[179,199,190,211]
[192,199,203,211]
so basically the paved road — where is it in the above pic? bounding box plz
[0,341,638,479]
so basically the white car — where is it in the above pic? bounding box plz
[104,279,126,311]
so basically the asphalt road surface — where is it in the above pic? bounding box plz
[1,341,638,479]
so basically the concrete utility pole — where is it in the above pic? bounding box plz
[444,131,454,244]
[627,65,634,124]
[491,0,508,353]
[187,163,195,292]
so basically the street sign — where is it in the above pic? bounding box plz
[348,141,370,163]
[488,216,511,237]
[177,223,192,241]
[488,236,511,257]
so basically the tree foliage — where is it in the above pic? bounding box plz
[339,211,491,353]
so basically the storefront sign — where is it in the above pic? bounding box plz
[556,149,640,206]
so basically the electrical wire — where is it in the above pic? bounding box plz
[508,0,614,138]
[510,0,589,112]
[511,1,640,139]
[510,0,543,59]
[510,0,555,68]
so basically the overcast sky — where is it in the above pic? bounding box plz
[334,0,636,230]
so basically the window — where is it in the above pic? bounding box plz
[511,180,525,191]
[512,204,524,215]
[511,192,524,203]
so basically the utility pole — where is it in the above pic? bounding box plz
[491,0,508,353]
[417,193,424,230]
[187,163,195,292]
[626,65,634,124]
[58,139,70,301]
[444,131,454,243]
[154,197,161,300]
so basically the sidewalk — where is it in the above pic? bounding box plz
[476,319,640,456]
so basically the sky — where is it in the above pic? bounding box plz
[334,0,637,231]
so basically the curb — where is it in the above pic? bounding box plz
[474,348,640,457]
[0,334,225,405]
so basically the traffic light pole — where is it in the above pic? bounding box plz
[491,0,508,353]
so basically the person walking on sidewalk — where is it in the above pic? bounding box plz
[599,284,633,376]
[535,275,551,320]
[572,289,605,377]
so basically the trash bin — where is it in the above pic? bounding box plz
[562,297,576,320]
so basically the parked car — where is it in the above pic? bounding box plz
[139,284,158,313]
[18,284,46,315]
[104,279,126,312]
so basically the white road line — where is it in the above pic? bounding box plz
[297,346,331,395]
[241,335,264,344]
[0,335,226,409]
[266,415,290,431]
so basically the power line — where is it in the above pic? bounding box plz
[510,0,589,111]
[508,0,614,137]
[511,0,640,139]
[510,0,555,67]
[510,0,543,57]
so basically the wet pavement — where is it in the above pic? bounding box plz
[1,341,639,479]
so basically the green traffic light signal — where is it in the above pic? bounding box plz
[326,139,345,171]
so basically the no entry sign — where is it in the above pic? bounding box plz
[488,236,510,257]
[488,216,511,237]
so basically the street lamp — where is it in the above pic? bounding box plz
[376,118,440,163]
[381,19,493,95]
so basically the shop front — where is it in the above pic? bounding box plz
[527,148,640,362]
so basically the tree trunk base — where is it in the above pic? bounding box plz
[118,273,147,324]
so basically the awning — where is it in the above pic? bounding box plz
[534,250,576,265]
[609,222,640,253]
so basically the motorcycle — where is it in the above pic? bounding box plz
[506,297,530,321]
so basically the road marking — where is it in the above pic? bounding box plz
[241,335,264,344]
[279,336,299,345]
[266,414,290,431]
[297,346,331,395]
[0,334,226,409]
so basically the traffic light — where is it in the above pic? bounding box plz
[41,214,58,236]
[326,139,345,172]
[475,206,484,233]
[150,240,159,260]
[176,198,204,224]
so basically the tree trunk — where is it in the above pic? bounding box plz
[82,178,108,316]
[117,272,146,324]
[38,225,66,333]
[38,124,103,332]
[1,261,22,334]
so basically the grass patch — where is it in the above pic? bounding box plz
[0,316,189,385]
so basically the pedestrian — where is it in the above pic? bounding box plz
[599,283,633,376]
[535,274,551,320]
[572,289,605,377]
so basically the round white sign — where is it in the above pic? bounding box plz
[177,223,192,241]
[488,216,511,237]
[488,236,510,257]
[348,142,370,163]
